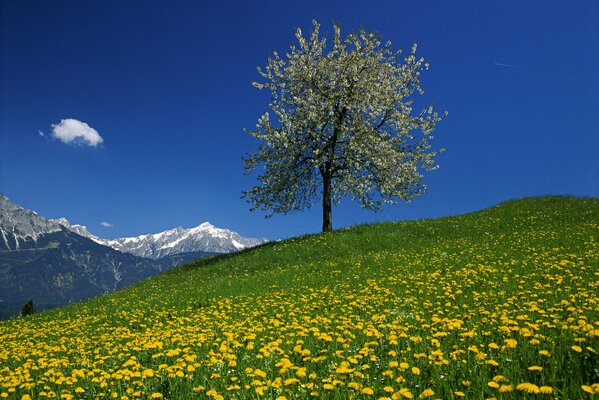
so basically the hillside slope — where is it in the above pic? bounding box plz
[0,196,597,399]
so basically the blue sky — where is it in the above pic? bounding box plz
[1,0,598,240]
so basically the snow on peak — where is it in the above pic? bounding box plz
[0,196,66,250]
[51,217,71,228]
[0,194,268,259]
[95,221,267,259]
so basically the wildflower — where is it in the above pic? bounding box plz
[571,345,582,353]
[142,369,154,378]
[419,389,434,398]
[498,385,512,393]
[516,383,540,394]
[582,385,594,393]
[254,369,267,378]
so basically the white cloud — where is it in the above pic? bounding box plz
[51,118,104,147]
[100,222,114,228]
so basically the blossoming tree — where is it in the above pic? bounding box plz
[244,20,446,232]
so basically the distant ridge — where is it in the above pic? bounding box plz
[0,195,265,319]
[53,219,267,259]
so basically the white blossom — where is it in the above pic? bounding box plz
[243,20,446,231]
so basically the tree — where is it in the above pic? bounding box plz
[244,20,446,232]
[21,299,36,316]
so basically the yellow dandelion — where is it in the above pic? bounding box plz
[362,387,375,395]
[254,369,267,378]
[582,385,594,393]
[284,378,299,386]
[142,369,154,378]
[499,385,513,393]
[516,383,540,394]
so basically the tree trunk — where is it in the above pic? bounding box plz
[322,172,332,232]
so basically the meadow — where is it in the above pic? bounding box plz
[0,196,597,399]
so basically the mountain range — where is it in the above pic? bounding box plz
[51,218,265,258]
[0,195,266,318]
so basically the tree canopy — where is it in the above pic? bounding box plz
[244,20,446,232]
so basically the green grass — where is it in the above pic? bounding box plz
[0,195,597,399]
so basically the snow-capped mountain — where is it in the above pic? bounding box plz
[53,219,267,259]
[0,195,264,318]
[48,217,103,242]
[0,195,170,319]
[0,195,63,250]
[102,222,266,259]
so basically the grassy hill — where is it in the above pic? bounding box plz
[0,196,597,399]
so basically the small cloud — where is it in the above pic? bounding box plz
[38,130,46,137]
[100,222,114,228]
[493,62,524,69]
[50,118,104,147]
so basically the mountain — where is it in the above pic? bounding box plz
[0,195,63,250]
[54,219,267,259]
[0,195,266,319]
[0,196,166,318]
